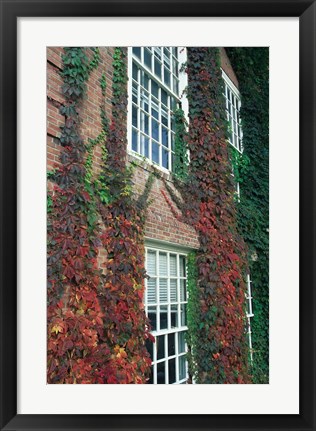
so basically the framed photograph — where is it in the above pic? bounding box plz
[0,1,315,430]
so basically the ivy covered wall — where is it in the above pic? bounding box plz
[226,48,269,383]
[47,46,268,384]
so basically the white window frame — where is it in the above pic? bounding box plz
[246,273,254,364]
[144,242,189,384]
[222,70,243,199]
[127,47,188,173]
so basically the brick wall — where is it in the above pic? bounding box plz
[47,47,237,254]
[220,47,239,88]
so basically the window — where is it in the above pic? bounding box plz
[128,47,185,171]
[246,274,254,363]
[223,71,243,153]
[145,246,188,384]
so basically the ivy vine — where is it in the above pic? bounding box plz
[226,47,269,383]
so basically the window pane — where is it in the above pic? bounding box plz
[179,355,186,380]
[162,127,168,147]
[162,148,169,169]
[152,119,159,141]
[168,358,176,384]
[152,81,159,98]
[147,250,156,275]
[168,333,175,356]
[147,278,157,304]
[161,89,168,107]
[157,362,166,384]
[171,304,178,328]
[148,306,157,331]
[178,331,185,353]
[159,252,168,275]
[141,112,149,135]
[132,129,138,152]
[132,62,138,81]
[141,71,149,90]
[152,141,159,164]
[144,48,152,70]
[170,279,177,302]
[160,305,168,329]
[157,335,165,360]
[180,304,186,326]
[154,58,162,79]
[141,135,149,158]
[179,256,186,277]
[180,279,186,302]
[159,279,168,303]
[164,68,170,87]
[132,105,138,127]
[132,47,141,59]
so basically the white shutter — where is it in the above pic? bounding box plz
[147,278,157,304]
[159,279,168,303]
[170,254,177,276]
[159,252,168,276]
[170,279,177,302]
[147,250,156,276]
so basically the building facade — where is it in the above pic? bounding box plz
[47,46,268,384]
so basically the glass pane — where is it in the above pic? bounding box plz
[141,135,149,158]
[168,358,176,384]
[132,62,138,81]
[180,279,186,302]
[160,305,168,329]
[161,89,168,107]
[168,333,175,356]
[161,108,168,127]
[148,306,157,331]
[179,256,186,277]
[145,338,154,359]
[179,355,186,380]
[147,278,157,304]
[178,331,185,353]
[173,77,179,95]
[172,58,178,75]
[132,129,138,152]
[152,141,159,164]
[170,279,177,303]
[162,127,168,147]
[157,362,166,384]
[162,148,169,169]
[141,71,149,90]
[171,133,175,151]
[171,304,178,328]
[153,47,161,60]
[164,68,170,87]
[170,254,177,276]
[157,335,165,360]
[147,250,156,275]
[144,48,152,70]
[152,80,159,98]
[172,47,178,57]
[159,252,167,275]
[152,119,159,141]
[132,47,141,59]
[180,304,186,326]
[132,105,138,128]
[154,58,162,79]
[159,278,168,303]
[132,83,138,104]
[141,112,149,135]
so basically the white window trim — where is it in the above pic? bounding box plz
[127,47,188,174]
[246,273,254,364]
[222,69,243,154]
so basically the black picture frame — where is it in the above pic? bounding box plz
[0,1,315,430]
